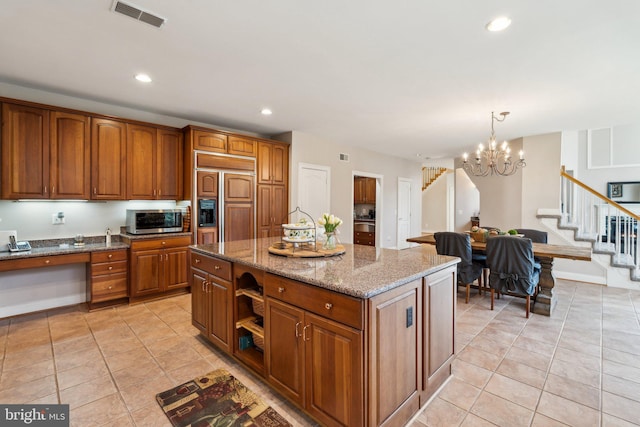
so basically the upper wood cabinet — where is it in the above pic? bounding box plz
[257,141,288,186]
[127,124,183,200]
[228,135,257,157]
[354,176,376,204]
[1,103,90,199]
[91,118,127,200]
[193,130,227,153]
[50,111,91,199]
[197,171,218,198]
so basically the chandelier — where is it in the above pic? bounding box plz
[462,111,525,177]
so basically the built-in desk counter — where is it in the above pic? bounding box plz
[190,237,460,427]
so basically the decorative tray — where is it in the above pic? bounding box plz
[268,242,345,258]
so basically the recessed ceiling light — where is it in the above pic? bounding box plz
[135,73,152,83]
[486,16,511,32]
[260,108,273,116]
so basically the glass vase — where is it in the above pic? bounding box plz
[323,232,337,250]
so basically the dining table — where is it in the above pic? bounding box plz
[407,234,592,316]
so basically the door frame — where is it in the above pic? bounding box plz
[397,177,412,249]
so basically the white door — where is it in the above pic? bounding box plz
[397,178,412,249]
[298,163,330,225]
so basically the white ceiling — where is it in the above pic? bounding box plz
[1,0,639,161]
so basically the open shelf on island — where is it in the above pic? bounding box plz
[236,315,264,338]
[235,287,263,302]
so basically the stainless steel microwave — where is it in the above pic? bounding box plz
[126,209,184,234]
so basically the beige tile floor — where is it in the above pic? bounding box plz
[1,279,640,426]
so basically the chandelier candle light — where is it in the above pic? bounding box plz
[462,111,526,177]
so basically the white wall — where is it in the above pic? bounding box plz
[422,171,453,233]
[285,131,423,248]
[454,169,480,232]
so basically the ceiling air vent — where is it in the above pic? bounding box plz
[112,0,166,28]
[339,153,350,162]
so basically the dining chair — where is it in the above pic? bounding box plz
[516,229,548,243]
[486,236,540,318]
[434,232,484,303]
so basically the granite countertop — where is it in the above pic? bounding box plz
[120,231,192,240]
[0,235,129,262]
[191,237,459,299]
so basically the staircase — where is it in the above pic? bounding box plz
[538,167,640,288]
[422,167,449,191]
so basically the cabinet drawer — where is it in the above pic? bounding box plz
[91,250,127,263]
[191,252,232,281]
[92,260,127,275]
[265,273,363,329]
[91,273,128,302]
[130,236,191,251]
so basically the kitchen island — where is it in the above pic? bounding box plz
[190,237,459,427]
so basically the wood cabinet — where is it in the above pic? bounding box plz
[91,118,127,200]
[127,236,191,302]
[193,129,228,153]
[422,266,456,399]
[354,230,375,246]
[257,184,287,238]
[197,171,218,198]
[1,104,89,199]
[88,249,128,310]
[257,141,288,186]
[354,176,376,204]
[228,135,257,157]
[257,141,289,238]
[197,227,218,245]
[127,124,183,200]
[265,273,364,427]
[191,251,233,353]
[224,173,255,242]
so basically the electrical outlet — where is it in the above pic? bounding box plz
[52,213,65,225]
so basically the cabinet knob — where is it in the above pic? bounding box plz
[195,258,201,263]
[214,265,221,270]
[108,266,113,270]
[44,259,50,264]
[278,287,285,293]
[325,303,333,310]
[108,286,112,290]
[162,241,166,245]
[108,254,113,259]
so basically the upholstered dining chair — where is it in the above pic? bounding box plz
[516,229,548,243]
[434,232,484,303]
[486,236,540,318]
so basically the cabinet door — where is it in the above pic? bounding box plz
[50,111,90,199]
[193,130,227,153]
[365,178,376,203]
[224,202,254,242]
[225,173,253,203]
[197,171,218,198]
[127,124,157,199]
[130,249,162,297]
[305,313,363,427]
[228,135,256,157]
[91,118,126,200]
[208,276,231,352]
[270,185,288,237]
[197,227,218,244]
[157,128,183,199]
[257,142,273,185]
[369,283,420,426]
[423,266,456,399]
[191,267,208,334]
[257,185,273,238]
[271,143,288,186]
[353,177,365,204]
[1,103,50,199]
[164,247,189,291]
[266,298,305,405]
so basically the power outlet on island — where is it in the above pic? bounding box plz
[52,212,65,225]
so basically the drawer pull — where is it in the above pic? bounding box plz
[278,287,285,293]
[108,254,113,259]
[195,258,201,264]
[44,260,50,264]
[214,265,221,270]
[303,324,311,341]
[325,303,333,310]
[108,266,113,271]
[162,241,166,245]
[108,286,113,290]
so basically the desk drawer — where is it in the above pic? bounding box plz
[191,252,232,281]
[91,273,128,302]
[91,250,127,263]
[0,253,91,272]
[130,236,191,251]
[265,273,363,330]
[92,260,127,275]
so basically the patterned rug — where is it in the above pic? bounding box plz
[156,368,292,427]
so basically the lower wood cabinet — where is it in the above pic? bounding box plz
[189,250,457,427]
[354,231,375,246]
[127,235,191,302]
[87,249,128,309]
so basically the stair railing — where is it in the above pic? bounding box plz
[422,167,449,191]
[560,166,639,273]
